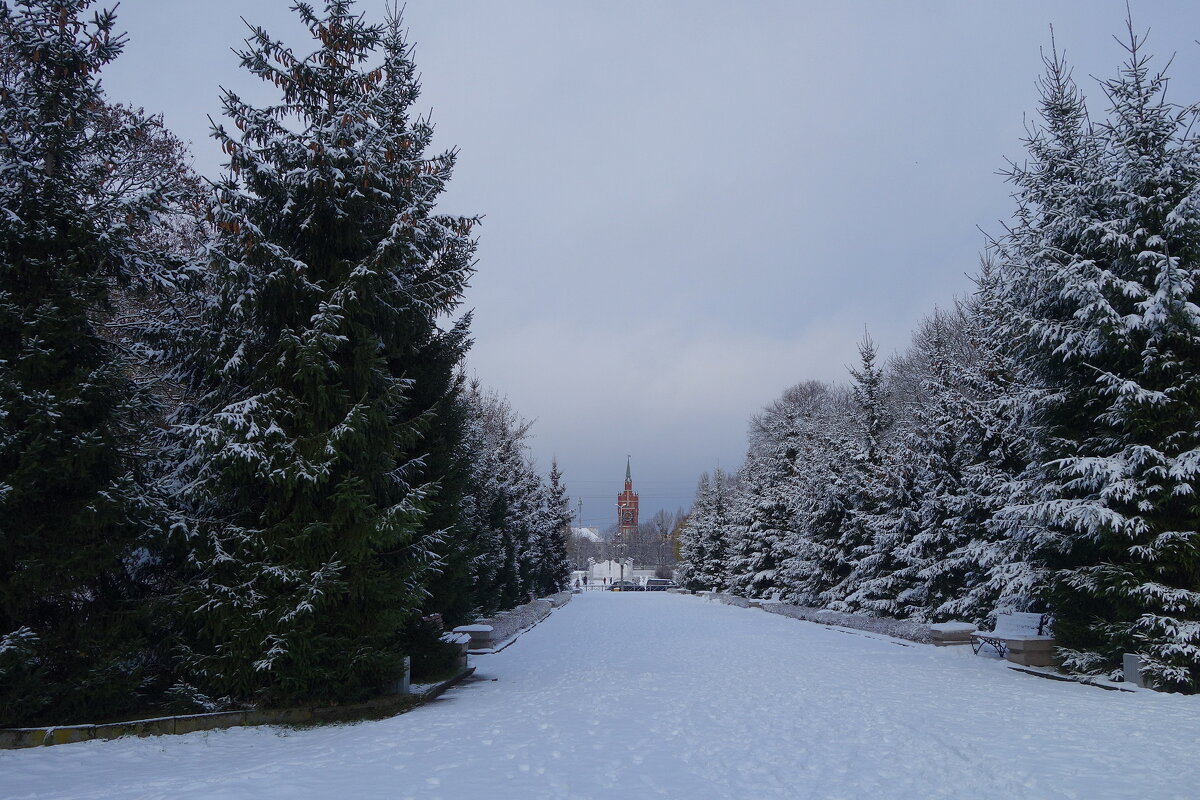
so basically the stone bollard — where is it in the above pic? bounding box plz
[441,631,471,668]
[382,656,411,695]
[1123,653,1148,688]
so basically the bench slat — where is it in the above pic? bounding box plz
[989,611,1047,637]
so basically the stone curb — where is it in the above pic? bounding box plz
[702,592,935,644]
[455,591,573,654]
[0,665,476,750]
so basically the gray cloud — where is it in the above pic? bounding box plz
[102,0,1200,522]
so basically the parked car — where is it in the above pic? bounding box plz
[645,578,677,591]
[608,580,639,592]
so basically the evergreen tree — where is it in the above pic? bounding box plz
[535,459,573,596]
[872,315,976,621]
[936,263,1042,623]
[772,383,851,607]
[727,453,792,600]
[825,335,893,610]
[731,381,834,602]
[678,469,737,591]
[458,383,565,613]
[998,25,1200,689]
[0,0,175,725]
[170,1,474,707]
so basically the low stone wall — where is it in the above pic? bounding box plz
[486,598,553,646]
[454,591,573,653]
[710,592,933,644]
[0,663,475,751]
[712,592,754,609]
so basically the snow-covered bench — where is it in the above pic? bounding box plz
[971,612,1055,667]
[451,624,494,651]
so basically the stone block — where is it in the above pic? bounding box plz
[43,726,94,746]
[379,656,411,696]
[1123,653,1148,688]
[930,622,976,646]
[1005,637,1057,667]
[453,624,495,650]
[174,712,247,735]
[93,720,160,741]
[1005,649,1055,667]
[0,728,49,748]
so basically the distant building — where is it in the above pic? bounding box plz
[585,558,656,586]
[616,457,639,541]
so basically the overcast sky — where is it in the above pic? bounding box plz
[101,1,1200,527]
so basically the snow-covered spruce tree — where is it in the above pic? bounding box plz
[769,382,848,607]
[458,384,565,613]
[457,384,506,614]
[730,382,835,601]
[507,458,544,606]
[838,460,917,618]
[533,458,573,597]
[678,469,737,591]
[414,367,475,626]
[675,474,709,591]
[865,313,984,621]
[823,335,893,610]
[998,27,1200,689]
[465,388,530,612]
[726,446,793,600]
[0,1,182,725]
[933,263,1043,623]
[171,2,475,707]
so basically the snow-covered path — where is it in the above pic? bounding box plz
[3,592,1198,799]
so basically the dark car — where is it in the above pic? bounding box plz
[608,580,639,592]
[645,578,677,591]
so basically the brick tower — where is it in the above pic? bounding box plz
[616,456,639,541]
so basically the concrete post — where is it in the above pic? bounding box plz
[1123,653,1147,688]
[382,656,411,696]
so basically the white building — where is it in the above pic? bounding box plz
[571,526,603,543]
[583,558,656,586]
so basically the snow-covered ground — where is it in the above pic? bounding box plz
[3,592,1198,799]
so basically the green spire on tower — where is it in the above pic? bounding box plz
[626,455,632,483]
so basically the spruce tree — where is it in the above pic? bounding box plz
[459,383,561,613]
[727,455,792,600]
[876,315,976,621]
[774,382,853,607]
[999,26,1200,689]
[732,382,834,601]
[937,263,1042,623]
[171,1,475,706]
[0,0,174,725]
[825,335,892,610]
[679,469,737,591]
[535,459,573,596]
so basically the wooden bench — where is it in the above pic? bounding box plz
[972,612,1056,667]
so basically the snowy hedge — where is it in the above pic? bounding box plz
[712,594,933,644]
[471,592,573,650]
